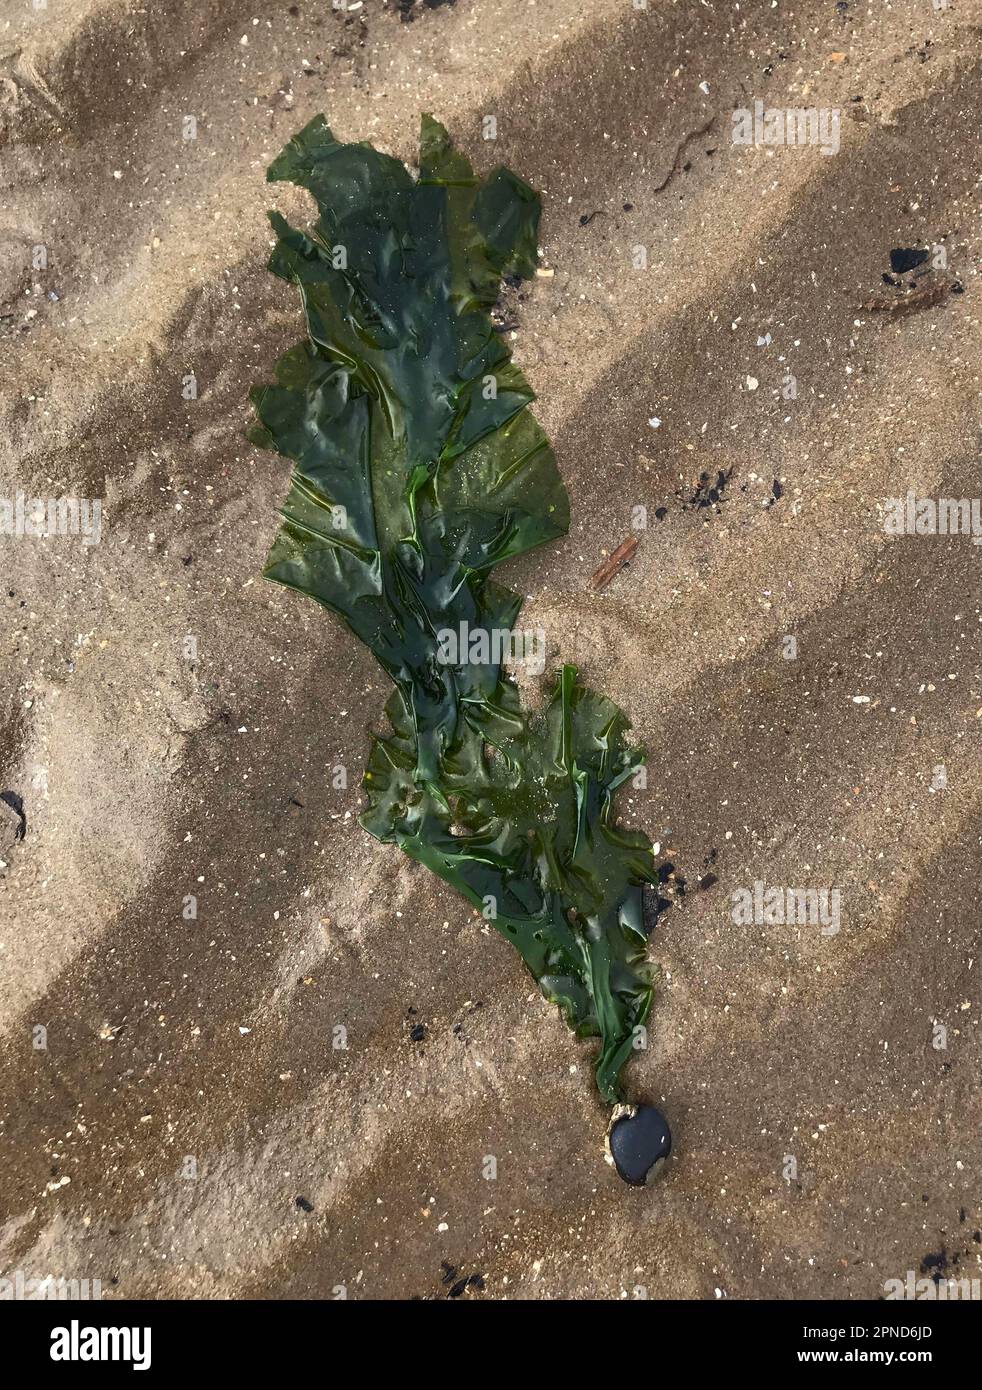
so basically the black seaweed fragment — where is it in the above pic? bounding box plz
[889,247,929,275]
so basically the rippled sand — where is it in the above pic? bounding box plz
[1,0,981,1299]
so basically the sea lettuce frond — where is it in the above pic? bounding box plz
[251,115,657,1103]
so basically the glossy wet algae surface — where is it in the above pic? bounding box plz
[250,115,660,1109]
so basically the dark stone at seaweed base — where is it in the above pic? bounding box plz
[607,1105,672,1186]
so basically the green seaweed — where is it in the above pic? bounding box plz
[249,115,658,1104]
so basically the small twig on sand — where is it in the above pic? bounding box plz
[860,279,954,315]
[653,116,716,193]
[591,536,639,590]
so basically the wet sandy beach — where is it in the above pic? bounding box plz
[1,0,982,1299]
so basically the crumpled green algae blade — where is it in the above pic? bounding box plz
[250,114,658,1105]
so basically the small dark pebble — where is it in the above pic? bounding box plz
[440,1261,457,1284]
[295,1196,314,1213]
[654,506,668,520]
[409,1023,427,1042]
[951,281,965,294]
[608,1105,672,1186]
[890,247,929,274]
[0,791,26,841]
[697,873,718,891]
[622,202,633,211]
[448,1278,468,1298]
[974,1232,981,1243]
[467,1273,484,1289]
[772,479,783,500]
